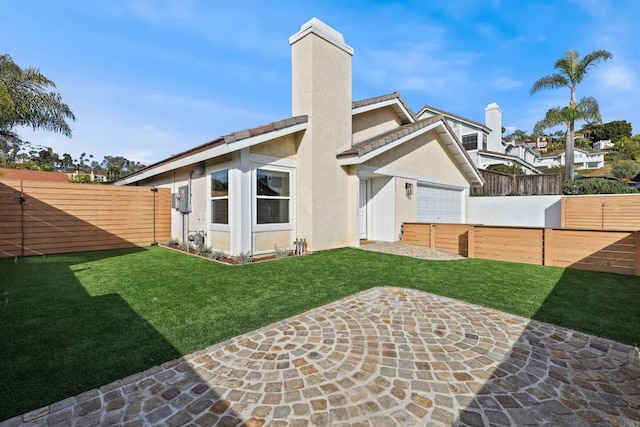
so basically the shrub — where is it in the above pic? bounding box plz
[165,238,179,246]
[195,244,211,256]
[486,164,525,175]
[180,242,191,252]
[563,178,637,195]
[274,247,290,259]
[232,252,252,264]
[612,160,640,180]
[209,250,227,261]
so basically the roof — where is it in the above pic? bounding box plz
[339,115,443,157]
[114,115,308,185]
[477,150,543,174]
[416,104,491,133]
[352,91,415,124]
[337,115,483,186]
[0,168,69,183]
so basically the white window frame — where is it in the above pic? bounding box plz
[252,164,295,232]
[208,164,231,232]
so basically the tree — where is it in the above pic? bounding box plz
[0,54,75,164]
[602,120,632,143]
[531,49,612,181]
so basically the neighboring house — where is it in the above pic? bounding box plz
[115,18,482,255]
[592,139,613,150]
[67,170,108,182]
[416,103,543,175]
[536,148,606,170]
[0,168,69,183]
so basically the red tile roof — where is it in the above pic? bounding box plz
[0,168,69,183]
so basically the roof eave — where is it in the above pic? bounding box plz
[115,122,308,185]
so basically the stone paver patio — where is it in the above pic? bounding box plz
[3,287,639,426]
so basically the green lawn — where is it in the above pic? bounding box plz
[1,246,639,420]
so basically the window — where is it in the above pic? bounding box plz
[462,134,478,151]
[482,134,488,151]
[256,169,290,224]
[211,169,229,224]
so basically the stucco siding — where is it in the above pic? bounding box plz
[291,23,354,252]
[254,230,292,252]
[250,134,299,159]
[352,107,402,144]
[364,130,469,187]
[210,231,230,252]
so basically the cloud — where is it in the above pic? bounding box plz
[597,65,636,90]
[19,79,282,164]
[357,42,480,94]
[491,78,522,90]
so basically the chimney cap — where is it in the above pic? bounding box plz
[485,102,502,112]
[289,17,354,56]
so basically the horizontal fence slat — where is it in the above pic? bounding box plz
[0,179,171,257]
[403,221,639,276]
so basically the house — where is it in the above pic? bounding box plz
[535,148,606,170]
[416,103,543,175]
[0,167,69,183]
[592,139,613,151]
[115,18,482,255]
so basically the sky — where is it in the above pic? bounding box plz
[2,0,638,165]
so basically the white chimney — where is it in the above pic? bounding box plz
[485,103,503,153]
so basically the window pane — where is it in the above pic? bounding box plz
[257,169,289,197]
[211,199,229,224]
[462,134,478,151]
[257,199,289,224]
[211,170,229,197]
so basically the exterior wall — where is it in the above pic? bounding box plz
[352,107,402,144]
[364,130,470,188]
[395,177,417,240]
[250,134,298,159]
[468,195,562,227]
[291,20,354,252]
[138,157,229,246]
[254,230,292,252]
[210,231,230,252]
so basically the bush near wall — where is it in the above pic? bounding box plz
[563,178,637,195]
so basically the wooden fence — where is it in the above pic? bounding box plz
[471,170,562,196]
[562,194,640,230]
[0,179,171,257]
[403,222,640,276]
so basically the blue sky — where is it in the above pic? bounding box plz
[2,0,638,164]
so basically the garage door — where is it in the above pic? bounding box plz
[417,185,462,223]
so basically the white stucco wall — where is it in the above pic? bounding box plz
[468,195,562,227]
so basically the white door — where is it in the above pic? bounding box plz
[359,180,367,239]
[417,185,462,223]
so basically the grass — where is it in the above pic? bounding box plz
[1,246,639,420]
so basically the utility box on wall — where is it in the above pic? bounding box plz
[177,185,190,213]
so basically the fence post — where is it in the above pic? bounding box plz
[635,231,640,276]
[560,197,566,228]
[543,228,553,266]
[429,223,436,249]
[467,225,475,258]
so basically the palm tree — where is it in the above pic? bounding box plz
[0,54,75,163]
[531,50,612,181]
